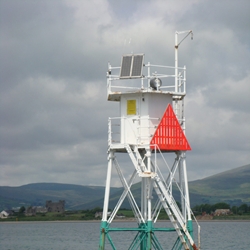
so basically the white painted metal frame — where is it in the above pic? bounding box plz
[100,31,200,250]
[107,63,186,98]
[102,141,200,248]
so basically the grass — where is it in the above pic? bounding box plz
[1,210,250,223]
[0,211,96,222]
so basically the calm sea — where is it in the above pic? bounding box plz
[0,221,249,249]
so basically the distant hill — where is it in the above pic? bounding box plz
[0,164,249,211]
[0,183,121,211]
[104,164,250,208]
[188,164,250,206]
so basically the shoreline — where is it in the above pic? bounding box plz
[1,219,250,224]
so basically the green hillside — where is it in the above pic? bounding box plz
[188,164,250,205]
[0,164,249,211]
[0,183,121,211]
[104,164,250,208]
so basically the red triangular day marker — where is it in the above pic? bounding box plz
[150,104,191,151]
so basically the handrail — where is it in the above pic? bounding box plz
[107,63,186,95]
[108,116,159,146]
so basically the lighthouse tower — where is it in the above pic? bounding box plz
[99,31,200,250]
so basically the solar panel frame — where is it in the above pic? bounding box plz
[131,54,144,77]
[120,54,144,79]
[120,55,133,78]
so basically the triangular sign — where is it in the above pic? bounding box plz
[150,104,191,151]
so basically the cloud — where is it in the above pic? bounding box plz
[0,0,249,186]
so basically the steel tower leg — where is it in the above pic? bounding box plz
[99,149,114,250]
[99,145,198,250]
[182,153,194,238]
[146,149,152,250]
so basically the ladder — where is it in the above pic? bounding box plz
[125,144,144,176]
[125,144,197,250]
[153,174,197,250]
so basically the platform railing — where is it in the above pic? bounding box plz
[108,116,159,147]
[107,63,186,95]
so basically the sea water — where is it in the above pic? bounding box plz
[0,221,249,249]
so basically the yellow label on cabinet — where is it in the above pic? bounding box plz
[127,100,136,115]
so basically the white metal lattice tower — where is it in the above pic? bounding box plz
[99,31,200,250]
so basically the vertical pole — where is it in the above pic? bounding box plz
[141,176,146,250]
[147,149,152,221]
[174,31,179,120]
[175,31,178,93]
[141,148,147,250]
[107,63,112,97]
[99,150,114,250]
[182,154,191,220]
[178,154,185,219]
[141,177,146,219]
[146,149,152,250]
[182,153,194,238]
[147,62,150,88]
[183,65,186,93]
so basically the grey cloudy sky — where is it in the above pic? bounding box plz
[1,0,250,187]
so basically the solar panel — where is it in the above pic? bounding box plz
[120,54,144,79]
[120,55,132,78]
[131,55,144,77]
